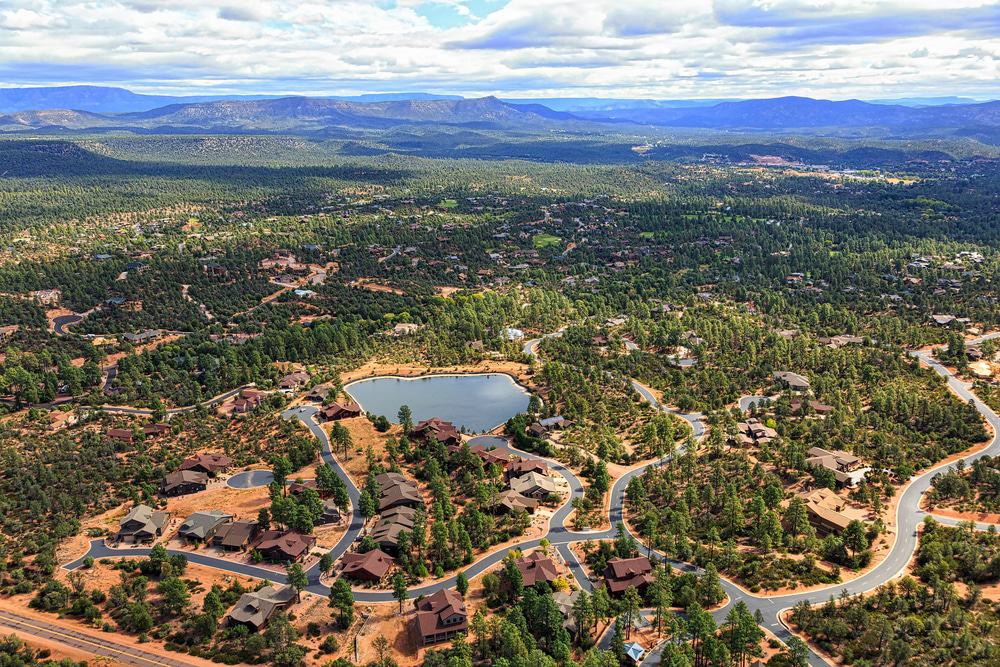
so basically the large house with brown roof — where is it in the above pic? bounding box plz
[278,371,310,392]
[604,556,654,596]
[178,453,232,476]
[254,531,316,563]
[341,549,394,582]
[107,428,134,444]
[515,552,560,588]
[470,443,511,469]
[506,457,550,481]
[414,588,468,645]
[161,470,209,497]
[412,417,462,447]
[224,388,267,416]
[320,401,362,422]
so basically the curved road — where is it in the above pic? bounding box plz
[58,336,1000,667]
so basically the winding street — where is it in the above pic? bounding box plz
[55,334,1000,667]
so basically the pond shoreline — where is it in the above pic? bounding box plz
[343,371,534,434]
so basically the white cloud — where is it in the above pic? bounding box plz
[0,0,996,99]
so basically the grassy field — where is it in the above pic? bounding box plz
[532,233,561,249]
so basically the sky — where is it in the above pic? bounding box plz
[0,0,998,100]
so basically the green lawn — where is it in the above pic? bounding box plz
[438,198,458,209]
[532,233,561,249]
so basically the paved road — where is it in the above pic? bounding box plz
[97,385,254,417]
[0,609,200,667]
[55,336,1000,666]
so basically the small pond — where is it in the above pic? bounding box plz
[344,373,532,433]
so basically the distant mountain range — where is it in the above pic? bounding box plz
[0,85,464,114]
[0,86,997,143]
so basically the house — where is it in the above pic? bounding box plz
[178,511,233,543]
[30,289,61,306]
[773,371,810,392]
[624,641,646,665]
[469,443,511,469]
[515,552,560,588]
[506,458,550,481]
[317,499,342,525]
[603,556,654,596]
[107,428,134,444]
[255,531,317,562]
[305,386,331,403]
[412,418,462,447]
[538,415,570,430]
[527,422,548,439]
[737,419,778,444]
[801,488,867,535]
[502,327,524,341]
[806,447,870,488]
[389,322,420,336]
[553,589,581,631]
[341,549,394,582]
[320,401,362,421]
[227,585,296,632]
[288,479,319,497]
[161,470,209,496]
[47,410,78,431]
[789,399,834,416]
[931,314,957,326]
[213,520,260,551]
[498,489,539,514]
[123,329,162,345]
[179,453,232,475]
[819,335,864,349]
[226,389,267,416]
[375,472,423,512]
[510,472,559,499]
[116,505,169,544]
[278,371,310,392]
[415,588,469,645]
[142,423,171,438]
[370,506,417,553]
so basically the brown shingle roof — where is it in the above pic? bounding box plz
[415,588,468,639]
[342,549,394,581]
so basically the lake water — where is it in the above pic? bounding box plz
[343,373,532,433]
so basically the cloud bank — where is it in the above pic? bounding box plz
[0,0,997,99]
